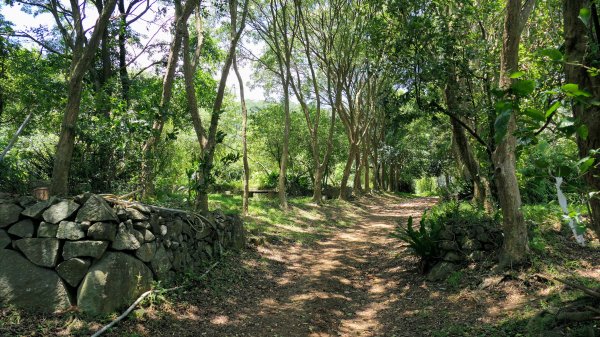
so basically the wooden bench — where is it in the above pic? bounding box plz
[248,189,277,198]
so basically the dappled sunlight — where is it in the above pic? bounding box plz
[210,315,230,325]
[50,194,598,337]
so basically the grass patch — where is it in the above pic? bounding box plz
[208,193,361,245]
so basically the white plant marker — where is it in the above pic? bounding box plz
[555,177,586,246]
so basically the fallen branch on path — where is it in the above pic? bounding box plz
[90,262,219,337]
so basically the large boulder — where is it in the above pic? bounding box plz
[63,241,109,260]
[0,249,71,312]
[76,195,118,223]
[0,203,23,228]
[42,200,79,224]
[77,252,153,314]
[14,238,60,267]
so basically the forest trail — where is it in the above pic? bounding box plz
[240,195,438,337]
[168,195,445,337]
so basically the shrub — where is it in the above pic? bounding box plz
[394,213,444,272]
[395,201,500,272]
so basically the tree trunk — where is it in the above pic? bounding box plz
[493,0,529,267]
[393,164,399,192]
[372,149,379,191]
[450,119,493,211]
[182,22,206,148]
[50,0,118,196]
[382,161,387,191]
[118,0,130,105]
[339,143,357,200]
[278,81,291,209]
[353,146,362,195]
[363,141,370,193]
[233,56,250,216]
[388,163,394,192]
[194,0,249,213]
[141,0,198,199]
[0,110,33,162]
[564,0,600,236]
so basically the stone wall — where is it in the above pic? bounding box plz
[426,222,502,281]
[0,193,244,314]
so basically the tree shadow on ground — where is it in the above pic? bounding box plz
[4,194,599,337]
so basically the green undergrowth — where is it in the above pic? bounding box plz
[427,201,600,337]
[211,193,359,245]
[143,191,360,245]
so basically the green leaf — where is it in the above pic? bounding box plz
[578,157,595,173]
[577,124,589,139]
[522,108,545,122]
[579,8,591,27]
[562,83,592,97]
[494,109,512,144]
[511,79,536,97]
[562,83,579,93]
[534,159,548,169]
[557,165,574,177]
[545,101,561,118]
[538,48,563,61]
[510,71,526,79]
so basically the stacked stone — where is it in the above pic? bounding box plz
[427,222,503,281]
[0,193,244,314]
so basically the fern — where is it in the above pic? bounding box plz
[394,212,444,269]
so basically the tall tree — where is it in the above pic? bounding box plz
[492,0,534,266]
[233,55,250,215]
[50,0,118,195]
[563,0,600,236]
[193,0,250,213]
[288,0,336,203]
[251,0,297,209]
[140,0,198,198]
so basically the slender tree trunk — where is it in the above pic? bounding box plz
[382,162,388,191]
[195,0,249,213]
[339,143,357,200]
[493,0,529,267]
[388,163,394,192]
[393,164,399,192]
[0,110,33,162]
[372,148,379,191]
[450,119,493,211]
[278,81,291,208]
[233,57,250,216]
[564,0,600,236]
[353,146,362,194]
[363,141,370,193]
[118,0,130,105]
[50,0,118,196]
[182,22,206,148]
[141,0,198,198]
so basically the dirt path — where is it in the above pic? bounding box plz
[153,194,443,337]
